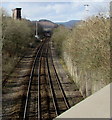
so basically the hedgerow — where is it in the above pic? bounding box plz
[52,16,110,97]
[2,8,35,76]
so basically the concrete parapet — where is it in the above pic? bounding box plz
[55,83,111,118]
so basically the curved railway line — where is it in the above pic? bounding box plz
[23,41,45,120]
[22,38,70,120]
[46,43,70,116]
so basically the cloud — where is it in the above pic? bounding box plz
[2,1,110,22]
[2,0,111,2]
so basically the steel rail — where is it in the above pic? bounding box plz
[49,43,70,110]
[37,42,45,120]
[23,43,44,120]
[37,40,51,119]
[46,45,59,116]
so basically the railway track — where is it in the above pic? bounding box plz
[23,41,45,120]
[20,38,70,120]
[46,43,70,116]
[2,44,41,87]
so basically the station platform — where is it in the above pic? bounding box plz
[55,83,111,119]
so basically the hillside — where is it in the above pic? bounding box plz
[56,20,81,28]
[32,19,58,29]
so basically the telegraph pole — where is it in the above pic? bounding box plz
[84,4,89,19]
[35,21,39,39]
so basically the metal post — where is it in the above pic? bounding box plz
[35,21,39,38]
[84,4,89,19]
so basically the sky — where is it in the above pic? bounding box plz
[2,0,111,22]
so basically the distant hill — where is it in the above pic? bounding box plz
[56,20,81,28]
[32,19,58,32]
[32,19,81,29]
[38,19,58,29]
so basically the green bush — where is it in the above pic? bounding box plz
[2,9,35,76]
[52,16,110,96]
[3,18,34,56]
[52,26,70,56]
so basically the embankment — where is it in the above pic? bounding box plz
[52,16,110,98]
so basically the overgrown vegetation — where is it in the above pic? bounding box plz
[52,16,110,97]
[52,25,70,56]
[2,9,35,77]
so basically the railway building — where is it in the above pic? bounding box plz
[12,8,22,20]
